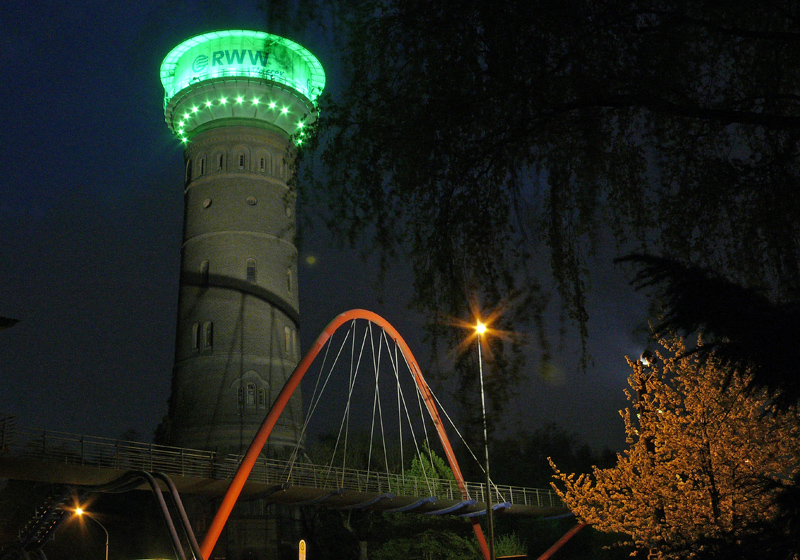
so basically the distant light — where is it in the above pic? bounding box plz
[191,106,199,113]
[219,96,227,104]
[252,97,260,105]
[269,101,276,109]
[236,96,244,103]
[76,508,85,516]
[206,101,213,107]
[640,350,656,368]
[281,107,288,114]
[476,321,486,335]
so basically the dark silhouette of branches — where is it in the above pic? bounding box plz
[618,254,800,408]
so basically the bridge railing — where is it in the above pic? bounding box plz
[0,425,563,509]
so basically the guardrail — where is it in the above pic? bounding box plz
[0,423,563,510]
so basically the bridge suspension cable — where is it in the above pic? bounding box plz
[291,314,496,500]
[199,309,494,560]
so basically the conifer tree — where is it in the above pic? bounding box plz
[551,336,800,559]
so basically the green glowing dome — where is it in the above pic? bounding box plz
[160,30,326,142]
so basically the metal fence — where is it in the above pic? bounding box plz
[0,423,563,510]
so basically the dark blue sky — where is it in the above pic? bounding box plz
[0,0,646,453]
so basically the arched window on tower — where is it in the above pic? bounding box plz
[218,153,224,170]
[246,383,256,406]
[257,388,266,408]
[246,259,256,283]
[286,268,293,293]
[259,157,265,172]
[191,323,199,351]
[199,157,205,176]
[238,154,245,169]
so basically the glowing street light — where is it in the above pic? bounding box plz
[476,319,495,560]
[75,508,109,560]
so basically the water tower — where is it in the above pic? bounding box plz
[160,30,325,457]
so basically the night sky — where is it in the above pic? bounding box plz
[0,0,647,455]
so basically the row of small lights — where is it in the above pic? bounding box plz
[174,95,308,144]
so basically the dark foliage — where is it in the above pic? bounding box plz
[0,317,19,331]
[492,423,615,488]
[292,0,800,411]
[619,253,800,409]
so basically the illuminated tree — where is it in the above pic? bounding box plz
[551,336,800,559]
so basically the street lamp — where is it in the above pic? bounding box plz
[75,508,109,560]
[476,320,495,560]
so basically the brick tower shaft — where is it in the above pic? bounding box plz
[159,31,325,460]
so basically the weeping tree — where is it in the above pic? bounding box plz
[260,1,800,426]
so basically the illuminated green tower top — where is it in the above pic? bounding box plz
[159,31,324,459]
[161,29,325,143]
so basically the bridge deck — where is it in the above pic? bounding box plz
[0,425,567,517]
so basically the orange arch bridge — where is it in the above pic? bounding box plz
[200,309,492,560]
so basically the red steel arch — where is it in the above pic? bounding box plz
[200,309,490,560]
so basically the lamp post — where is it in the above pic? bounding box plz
[476,320,495,560]
[75,508,109,560]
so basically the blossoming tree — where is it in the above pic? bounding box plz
[551,336,800,558]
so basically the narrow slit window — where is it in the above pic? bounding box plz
[238,154,245,168]
[218,154,224,170]
[203,321,213,348]
[237,387,244,406]
[286,268,292,293]
[246,259,256,283]
[191,323,199,350]
[284,326,291,354]
[259,157,265,172]
[257,388,266,408]
[201,261,209,286]
[199,157,205,175]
